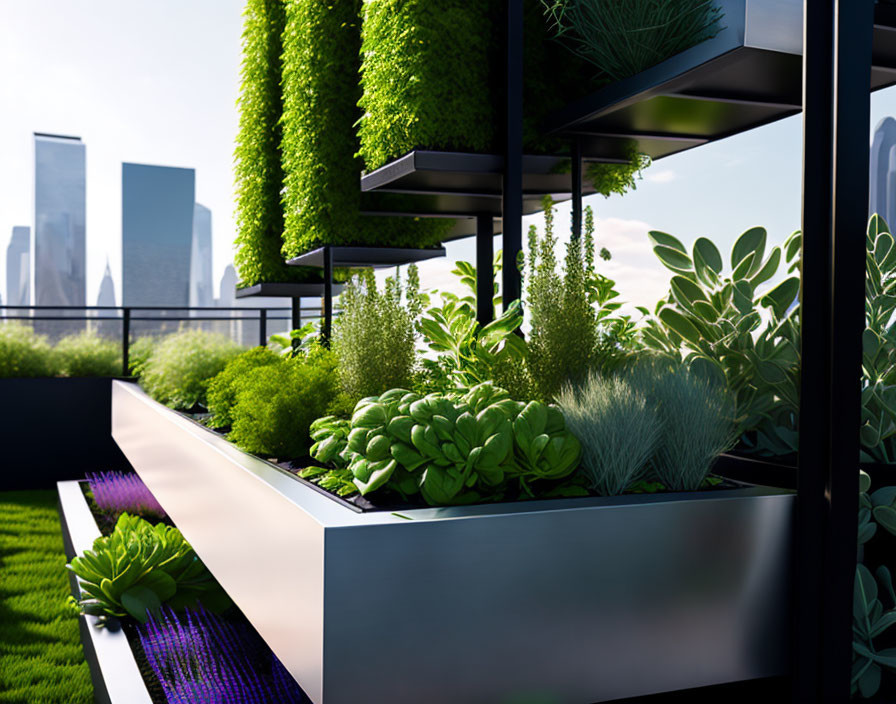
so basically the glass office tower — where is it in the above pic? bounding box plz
[34,133,86,336]
[121,162,195,309]
[6,226,30,307]
[189,203,213,309]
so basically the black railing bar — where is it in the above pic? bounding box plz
[0,315,307,323]
[0,305,296,312]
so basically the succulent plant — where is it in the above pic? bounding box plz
[68,514,226,623]
[508,401,582,490]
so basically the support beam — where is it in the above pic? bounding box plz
[794,0,833,697]
[501,0,523,307]
[321,246,333,347]
[290,298,301,333]
[571,138,583,240]
[797,0,873,700]
[822,1,873,700]
[476,214,495,327]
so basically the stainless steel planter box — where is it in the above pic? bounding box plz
[57,480,153,704]
[112,380,794,704]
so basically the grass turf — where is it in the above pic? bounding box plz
[0,490,93,703]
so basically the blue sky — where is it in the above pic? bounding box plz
[0,0,894,310]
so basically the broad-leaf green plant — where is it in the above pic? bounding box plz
[67,514,225,623]
[642,226,801,454]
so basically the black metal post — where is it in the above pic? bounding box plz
[476,214,495,326]
[291,298,301,332]
[501,0,523,306]
[321,245,333,346]
[259,308,268,347]
[571,137,583,240]
[821,1,873,700]
[794,0,834,699]
[797,1,873,700]
[121,307,131,377]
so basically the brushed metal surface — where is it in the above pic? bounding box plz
[58,481,153,704]
[744,0,803,55]
[112,381,795,704]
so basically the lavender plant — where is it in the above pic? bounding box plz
[86,471,166,522]
[137,605,306,704]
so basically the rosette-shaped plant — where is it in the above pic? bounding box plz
[309,416,352,468]
[405,395,514,505]
[510,401,582,489]
[346,389,422,495]
[68,514,226,622]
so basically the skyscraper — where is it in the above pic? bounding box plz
[870,117,896,227]
[33,134,86,326]
[6,226,30,307]
[189,203,213,309]
[122,163,195,307]
[96,259,116,307]
[94,258,118,338]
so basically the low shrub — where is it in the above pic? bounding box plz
[140,330,243,410]
[333,267,421,400]
[228,347,340,459]
[206,346,282,428]
[556,372,661,495]
[0,322,58,378]
[127,335,158,378]
[54,330,120,377]
[67,513,227,623]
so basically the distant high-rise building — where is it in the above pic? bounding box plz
[871,117,896,227]
[94,259,119,338]
[6,226,30,307]
[96,259,116,307]
[189,203,213,309]
[217,264,237,308]
[122,163,195,308]
[33,134,86,336]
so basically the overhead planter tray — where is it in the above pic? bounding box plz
[545,0,896,161]
[287,245,446,269]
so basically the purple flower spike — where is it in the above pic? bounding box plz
[86,471,166,520]
[137,605,308,703]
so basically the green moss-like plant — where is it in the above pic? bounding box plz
[357,0,497,171]
[234,0,306,286]
[128,336,158,378]
[228,347,340,459]
[280,0,453,259]
[140,330,243,410]
[55,331,121,377]
[206,346,281,428]
[0,323,58,378]
[0,490,93,703]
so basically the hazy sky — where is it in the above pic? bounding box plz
[2,1,896,311]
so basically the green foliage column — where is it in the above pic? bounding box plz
[281,0,452,259]
[234,0,302,285]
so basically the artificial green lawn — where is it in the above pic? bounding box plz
[0,490,92,703]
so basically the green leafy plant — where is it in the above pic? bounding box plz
[587,145,651,198]
[67,513,225,623]
[228,346,340,459]
[206,346,282,428]
[140,330,243,410]
[557,372,661,495]
[526,198,635,400]
[233,0,302,285]
[357,0,497,171]
[279,0,452,259]
[54,330,120,377]
[853,563,896,698]
[333,267,422,400]
[127,336,158,378]
[642,226,801,455]
[0,322,58,378]
[626,358,734,491]
[542,0,724,82]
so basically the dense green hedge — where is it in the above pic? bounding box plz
[357,0,497,171]
[0,491,93,703]
[280,0,453,259]
[234,0,310,286]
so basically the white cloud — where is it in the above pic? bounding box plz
[645,169,677,184]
